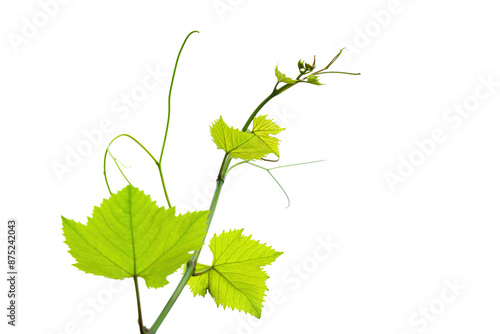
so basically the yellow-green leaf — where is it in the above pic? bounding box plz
[210,117,273,160]
[275,66,297,84]
[252,115,285,157]
[306,74,323,85]
[187,229,282,318]
[62,185,208,289]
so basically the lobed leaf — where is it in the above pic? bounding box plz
[187,229,282,318]
[62,185,209,288]
[275,66,297,84]
[306,74,323,85]
[252,115,285,157]
[210,117,273,160]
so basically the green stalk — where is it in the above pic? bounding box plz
[103,46,353,332]
[149,83,294,333]
[148,157,228,333]
[134,275,145,334]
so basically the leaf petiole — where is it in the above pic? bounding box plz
[133,275,146,334]
[192,266,213,276]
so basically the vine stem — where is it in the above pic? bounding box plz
[99,30,356,333]
[149,83,294,334]
[141,47,353,333]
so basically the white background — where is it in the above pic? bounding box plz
[1,0,500,333]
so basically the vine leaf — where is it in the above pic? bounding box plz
[275,66,297,84]
[306,74,323,85]
[210,116,285,160]
[62,185,209,289]
[187,229,282,318]
[210,117,273,160]
[251,115,285,157]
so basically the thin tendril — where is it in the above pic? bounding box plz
[226,160,326,208]
[103,32,199,208]
[247,162,290,208]
[268,159,326,171]
[319,71,360,76]
[109,151,133,186]
[103,134,158,195]
[111,153,132,169]
[159,30,199,164]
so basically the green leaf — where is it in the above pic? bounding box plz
[62,185,209,289]
[210,117,273,160]
[306,74,323,85]
[187,229,282,318]
[251,115,285,157]
[275,66,297,84]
